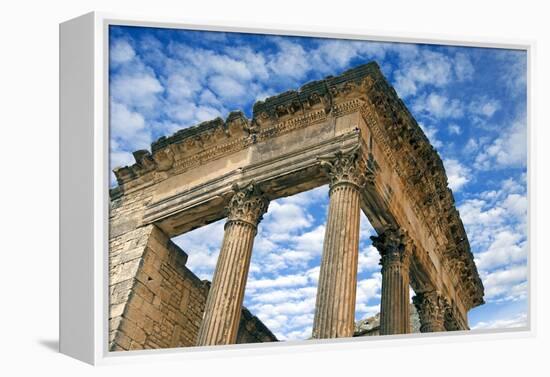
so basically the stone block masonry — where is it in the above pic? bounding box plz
[109,225,276,351]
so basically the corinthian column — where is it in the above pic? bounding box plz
[197,183,269,346]
[412,291,447,332]
[312,148,367,339]
[371,228,411,335]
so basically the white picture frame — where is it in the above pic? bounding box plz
[59,11,535,365]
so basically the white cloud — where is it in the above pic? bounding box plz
[444,158,471,192]
[171,45,256,82]
[355,304,380,319]
[502,193,528,218]
[109,102,152,181]
[267,39,310,81]
[457,176,527,304]
[208,75,247,100]
[412,93,464,119]
[292,226,326,256]
[110,39,136,65]
[310,40,391,74]
[111,68,163,111]
[166,102,224,125]
[358,245,380,273]
[110,102,148,146]
[463,138,479,154]
[481,265,528,302]
[247,274,310,290]
[260,202,313,242]
[454,52,475,81]
[475,230,526,270]
[474,117,527,170]
[359,211,375,240]
[460,199,506,239]
[279,185,329,207]
[393,50,476,98]
[418,122,443,149]
[249,286,317,305]
[109,150,135,184]
[469,97,501,118]
[472,312,527,330]
[497,50,527,98]
[448,123,462,135]
[393,50,454,97]
[165,72,202,100]
[356,273,382,302]
[172,219,225,280]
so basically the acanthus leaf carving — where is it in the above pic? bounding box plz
[413,290,447,332]
[225,182,269,229]
[371,228,412,269]
[318,146,373,191]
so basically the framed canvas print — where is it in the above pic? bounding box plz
[59,12,532,365]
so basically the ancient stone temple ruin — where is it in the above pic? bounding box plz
[109,62,484,351]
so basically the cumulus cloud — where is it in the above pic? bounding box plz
[412,93,464,119]
[111,65,163,111]
[458,177,527,303]
[481,265,528,302]
[267,38,311,82]
[475,230,526,270]
[472,312,527,330]
[172,219,225,280]
[474,117,527,170]
[444,158,471,192]
[418,122,443,149]
[358,245,380,273]
[448,123,461,135]
[110,39,136,65]
[393,50,454,97]
[247,274,311,290]
[469,97,501,118]
[496,50,527,98]
[110,102,149,147]
[454,52,475,81]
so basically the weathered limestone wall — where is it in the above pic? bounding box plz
[109,224,276,351]
[110,225,205,350]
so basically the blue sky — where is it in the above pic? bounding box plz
[109,25,528,340]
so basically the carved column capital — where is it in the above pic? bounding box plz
[444,304,462,331]
[371,228,412,270]
[319,147,373,192]
[225,182,269,229]
[412,290,447,332]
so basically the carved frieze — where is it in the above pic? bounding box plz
[359,85,484,310]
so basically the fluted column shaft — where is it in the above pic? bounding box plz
[312,148,367,339]
[197,183,269,346]
[372,229,411,335]
[413,291,447,333]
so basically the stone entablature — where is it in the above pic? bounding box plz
[109,61,484,346]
